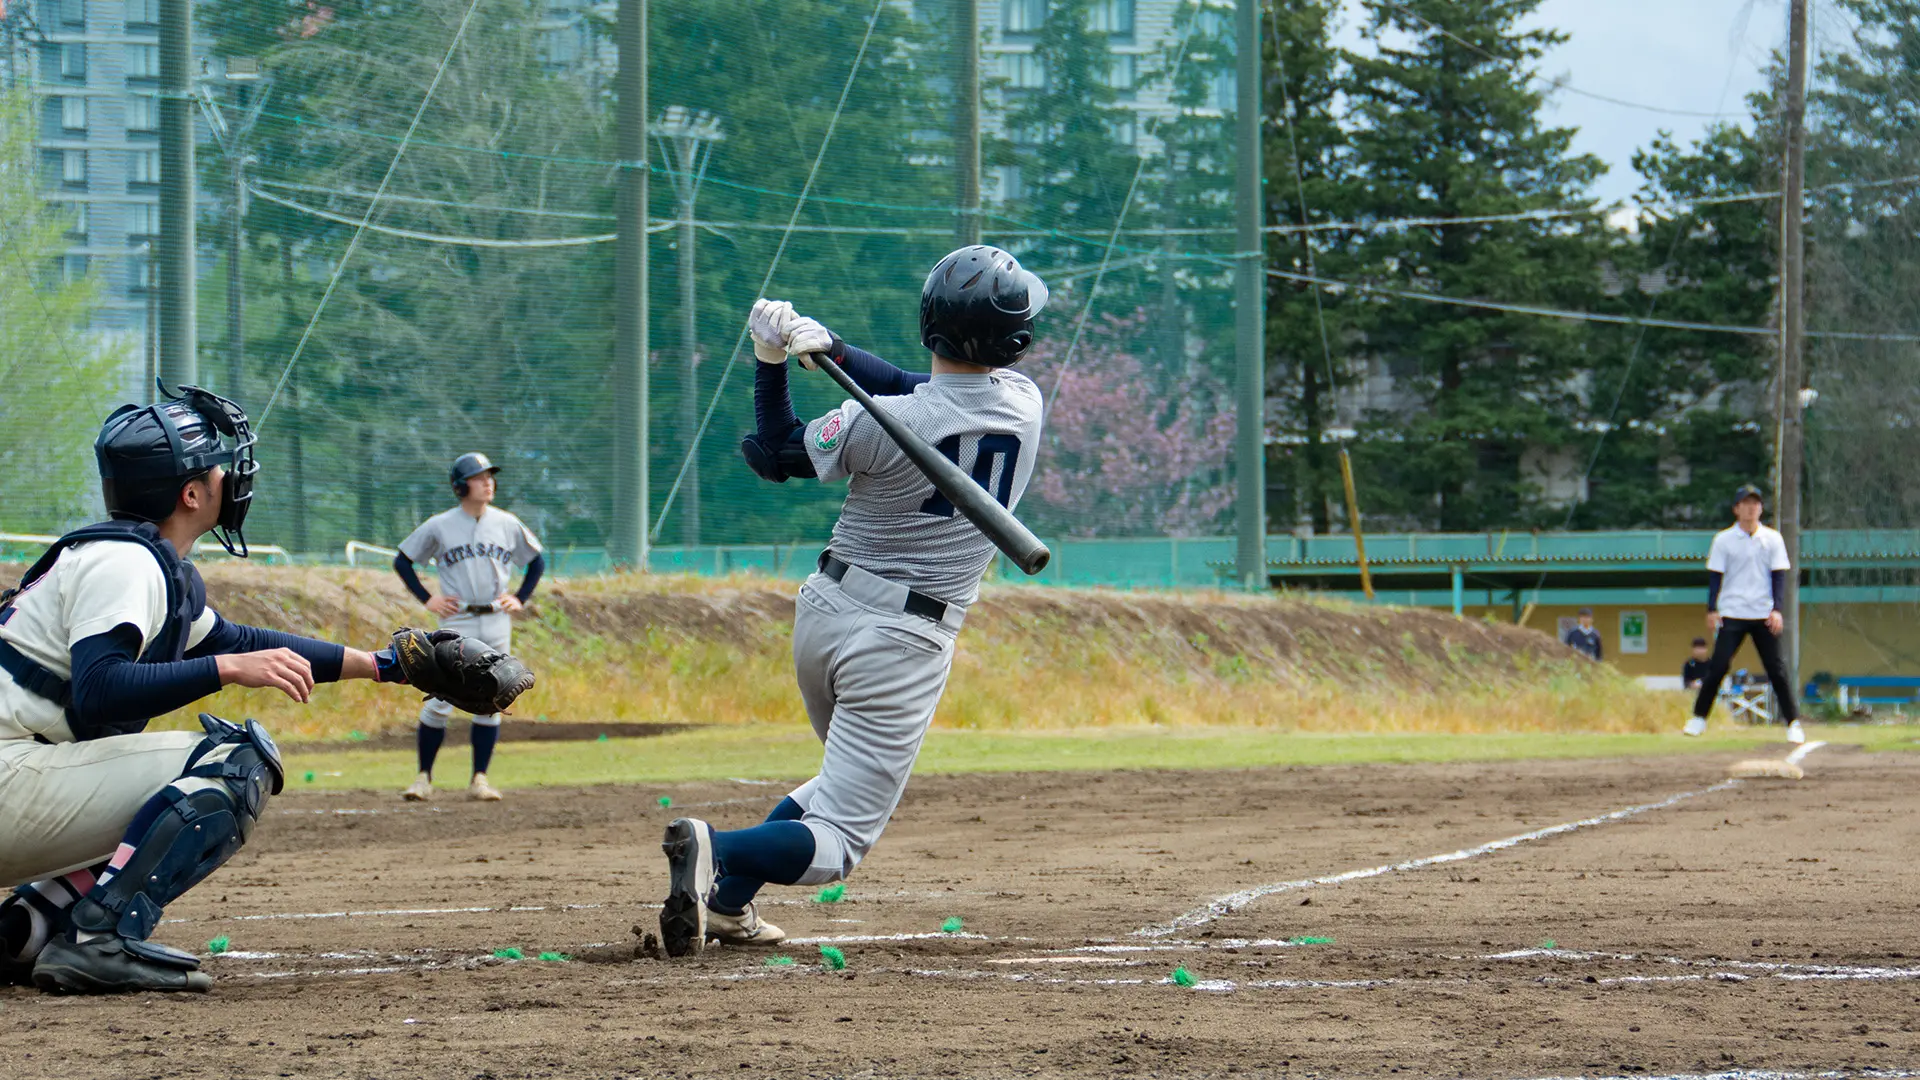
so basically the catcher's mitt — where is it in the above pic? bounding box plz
[390,627,535,715]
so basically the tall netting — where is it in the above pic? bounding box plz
[180,0,1240,564]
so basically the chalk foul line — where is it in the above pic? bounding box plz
[1135,779,1743,938]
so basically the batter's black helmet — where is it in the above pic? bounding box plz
[451,452,499,497]
[95,382,259,557]
[919,245,1049,367]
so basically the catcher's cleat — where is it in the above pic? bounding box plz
[1786,719,1807,745]
[402,772,434,802]
[1682,716,1707,737]
[707,903,786,948]
[660,818,716,958]
[469,773,503,802]
[33,935,211,995]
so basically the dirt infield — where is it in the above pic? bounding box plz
[4,743,1917,1079]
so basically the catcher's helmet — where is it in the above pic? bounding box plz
[919,245,1049,367]
[95,382,259,557]
[451,452,499,497]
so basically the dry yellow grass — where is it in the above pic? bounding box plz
[130,565,1670,742]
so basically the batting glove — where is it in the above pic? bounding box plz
[787,317,835,368]
[748,298,795,364]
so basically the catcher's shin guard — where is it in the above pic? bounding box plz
[69,714,283,944]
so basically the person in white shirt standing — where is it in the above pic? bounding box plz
[391,453,546,801]
[1684,484,1804,743]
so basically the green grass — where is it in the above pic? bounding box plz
[282,722,1920,793]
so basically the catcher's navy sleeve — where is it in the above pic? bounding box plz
[186,613,347,682]
[393,553,432,603]
[515,553,546,604]
[68,624,221,740]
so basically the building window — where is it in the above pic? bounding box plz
[126,0,159,25]
[127,201,158,238]
[541,25,581,67]
[130,149,160,185]
[62,149,87,186]
[1213,69,1235,112]
[60,96,87,131]
[61,255,90,283]
[1000,51,1045,90]
[1003,0,1046,34]
[61,0,86,29]
[126,43,160,79]
[1102,53,1137,94]
[67,202,89,239]
[127,94,158,131]
[1107,114,1136,147]
[60,42,87,79]
[1089,0,1134,35]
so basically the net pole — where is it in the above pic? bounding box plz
[954,0,980,247]
[1778,0,1810,682]
[159,0,196,388]
[611,0,650,568]
[1233,0,1266,589]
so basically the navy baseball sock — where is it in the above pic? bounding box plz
[712,797,806,914]
[417,723,447,776]
[471,721,500,776]
[711,821,815,914]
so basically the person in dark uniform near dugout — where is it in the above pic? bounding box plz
[1562,607,1602,661]
[1682,637,1711,690]
[1682,484,1804,743]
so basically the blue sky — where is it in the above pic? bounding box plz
[1334,0,1786,205]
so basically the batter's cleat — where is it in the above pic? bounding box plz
[1682,716,1708,737]
[32,936,212,995]
[402,772,434,802]
[660,817,717,958]
[707,903,786,948]
[469,773,503,802]
[1786,719,1807,745]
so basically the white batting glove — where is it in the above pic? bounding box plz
[749,298,795,364]
[787,317,834,369]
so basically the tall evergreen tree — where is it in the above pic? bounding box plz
[1341,0,1607,531]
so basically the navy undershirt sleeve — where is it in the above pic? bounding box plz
[831,339,930,396]
[393,553,432,603]
[186,613,347,682]
[1770,569,1787,611]
[516,553,546,603]
[68,625,221,740]
[755,360,805,443]
[1706,570,1723,612]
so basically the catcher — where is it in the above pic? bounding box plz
[0,385,532,995]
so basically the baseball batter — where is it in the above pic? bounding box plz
[658,245,1047,955]
[0,386,525,994]
[392,453,545,802]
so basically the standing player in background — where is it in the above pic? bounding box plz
[655,245,1047,956]
[0,386,528,993]
[392,453,546,802]
[1562,607,1602,661]
[1683,484,1804,743]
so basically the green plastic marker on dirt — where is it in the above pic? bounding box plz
[1539,939,1557,950]
[815,883,846,904]
[538,951,570,962]
[1288,936,1334,945]
[1170,967,1196,988]
[206,936,230,955]
[348,731,368,742]
[303,771,315,783]
[765,956,796,968]
[819,946,847,971]
[941,917,964,934]
[493,947,525,960]
[657,796,671,809]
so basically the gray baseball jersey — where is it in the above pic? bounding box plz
[397,506,543,606]
[803,370,1043,605]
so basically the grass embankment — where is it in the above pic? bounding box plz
[132,564,1682,744]
[285,723,1920,793]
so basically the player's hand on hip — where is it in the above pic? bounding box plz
[217,648,316,703]
[749,298,796,364]
[426,595,461,617]
[495,593,524,614]
[1766,610,1784,635]
[787,317,834,369]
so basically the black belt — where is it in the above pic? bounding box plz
[462,604,498,615]
[0,637,71,709]
[819,554,955,625]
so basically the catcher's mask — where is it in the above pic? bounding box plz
[95,381,259,557]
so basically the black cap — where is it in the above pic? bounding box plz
[451,452,499,486]
[1578,607,1593,616]
[1732,483,1765,506]
[1692,637,1708,647]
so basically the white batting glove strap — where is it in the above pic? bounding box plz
[786,318,833,367]
[749,298,795,364]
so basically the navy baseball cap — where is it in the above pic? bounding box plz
[1732,483,1765,506]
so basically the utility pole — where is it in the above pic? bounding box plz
[653,106,723,548]
[953,0,980,247]
[158,0,196,389]
[611,0,650,568]
[205,58,266,400]
[1777,0,1809,680]
[1233,0,1266,589]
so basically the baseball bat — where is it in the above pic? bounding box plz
[807,354,1051,575]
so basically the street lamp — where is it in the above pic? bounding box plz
[651,106,723,548]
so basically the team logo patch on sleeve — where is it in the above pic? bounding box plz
[814,412,845,451]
